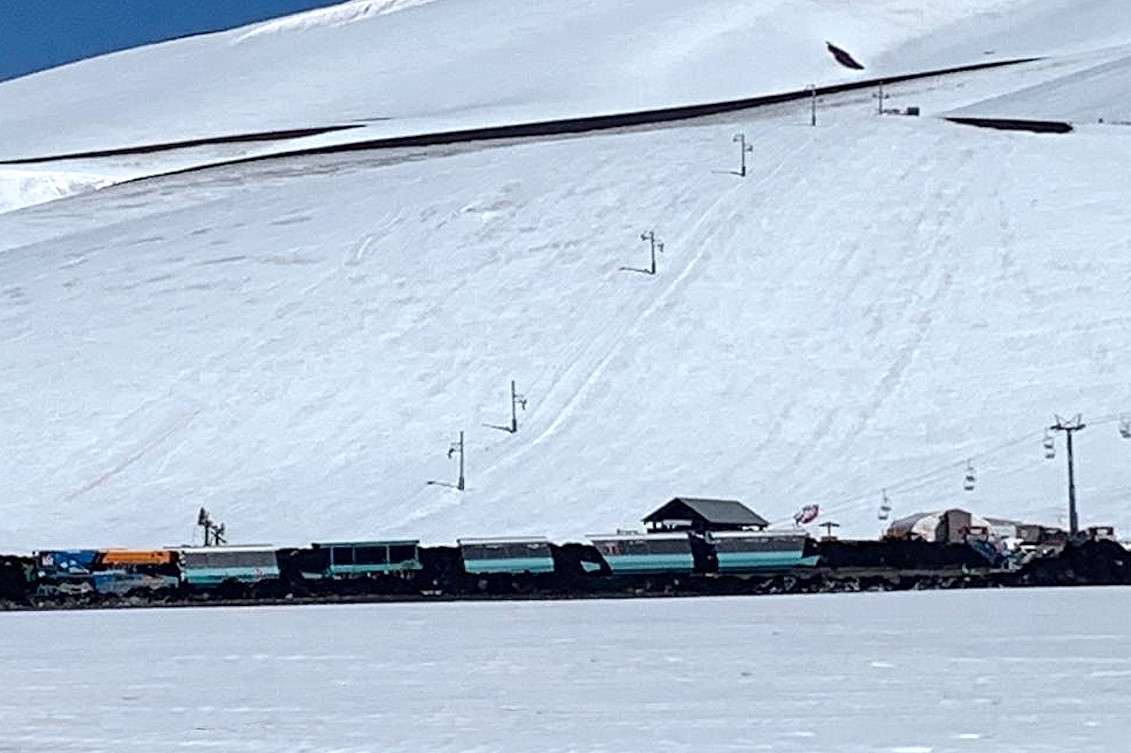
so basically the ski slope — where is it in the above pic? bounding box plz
[949,53,1131,122]
[1,1,1130,550]
[2,0,1128,213]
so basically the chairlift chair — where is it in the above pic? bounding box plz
[1042,431,1056,459]
[963,460,976,492]
[877,490,892,521]
[1119,415,1131,440]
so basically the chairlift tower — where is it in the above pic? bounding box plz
[1049,415,1086,536]
[448,431,466,491]
[807,84,818,126]
[877,489,892,521]
[732,133,753,177]
[640,230,664,275]
[874,81,887,115]
[509,380,528,433]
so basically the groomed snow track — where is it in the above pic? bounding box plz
[1,57,1039,187]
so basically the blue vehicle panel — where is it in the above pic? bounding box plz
[36,550,98,576]
[91,571,180,594]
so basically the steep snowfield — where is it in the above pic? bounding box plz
[1,2,1130,550]
[3,64,1131,550]
[0,0,1123,212]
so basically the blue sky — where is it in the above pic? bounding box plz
[0,1,345,82]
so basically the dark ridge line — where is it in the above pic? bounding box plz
[0,124,366,165]
[945,116,1073,134]
[114,56,1041,187]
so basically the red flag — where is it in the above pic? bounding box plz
[793,504,820,524]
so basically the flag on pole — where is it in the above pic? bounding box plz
[793,504,820,525]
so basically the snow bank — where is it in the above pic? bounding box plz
[0,168,112,215]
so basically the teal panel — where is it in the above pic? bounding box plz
[327,562,422,577]
[463,557,555,574]
[717,551,819,572]
[604,554,694,574]
[183,566,280,586]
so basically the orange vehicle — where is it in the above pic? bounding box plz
[99,549,175,567]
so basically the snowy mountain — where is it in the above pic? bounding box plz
[1,0,1129,550]
[5,0,1128,214]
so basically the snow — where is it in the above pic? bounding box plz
[236,0,441,40]
[948,52,1131,123]
[1,1,1130,550]
[0,167,113,213]
[2,589,1130,751]
[0,0,1122,213]
[2,61,1131,550]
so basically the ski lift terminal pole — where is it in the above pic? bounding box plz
[510,380,527,433]
[448,431,466,491]
[732,133,753,177]
[1050,415,1086,536]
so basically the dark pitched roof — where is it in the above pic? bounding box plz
[643,498,769,528]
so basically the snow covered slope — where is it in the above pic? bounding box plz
[1,0,1126,213]
[948,52,1131,123]
[1,1,1130,550]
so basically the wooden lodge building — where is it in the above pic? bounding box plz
[643,497,771,534]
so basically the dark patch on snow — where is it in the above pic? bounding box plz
[117,57,1042,187]
[946,117,1073,134]
[0,124,365,165]
[826,41,865,70]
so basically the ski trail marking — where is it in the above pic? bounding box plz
[62,407,203,502]
[532,136,812,447]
